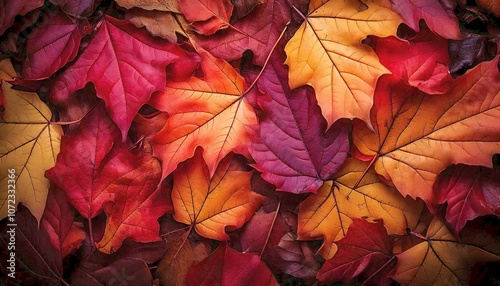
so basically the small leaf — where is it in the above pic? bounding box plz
[172,149,263,240]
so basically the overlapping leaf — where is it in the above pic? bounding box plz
[250,52,349,194]
[297,158,422,259]
[22,11,90,80]
[194,0,290,65]
[0,59,63,223]
[374,34,453,94]
[171,150,263,240]
[179,0,233,35]
[434,164,500,234]
[186,243,279,286]
[41,187,86,258]
[391,217,500,285]
[284,0,402,128]
[317,219,396,285]
[50,15,187,140]
[46,105,168,253]
[353,56,500,205]
[149,49,257,178]
[390,0,462,39]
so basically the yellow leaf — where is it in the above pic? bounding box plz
[392,217,500,285]
[284,0,402,128]
[0,59,63,224]
[172,150,264,240]
[298,158,422,259]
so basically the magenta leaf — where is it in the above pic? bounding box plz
[434,164,500,234]
[317,218,396,285]
[50,15,188,140]
[249,52,350,194]
[23,11,91,80]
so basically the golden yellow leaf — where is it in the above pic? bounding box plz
[0,59,63,224]
[172,150,264,240]
[297,158,422,259]
[284,0,402,128]
[392,217,499,285]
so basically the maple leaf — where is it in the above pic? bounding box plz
[149,49,257,179]
[434,164,500,234]
[194,0,290,65]
[46,105,169,253]
[0,204,65,285]
[50,15,187,141]
[45,104,121,220]
[391,216,500,285]
[250,52,349,194]
[389,0,462,39]
[374,33,454,94]
[317,218,396,285]
[0,59,63,224]
[171,150,263,240]
[41,186,86,258]
[284,0,402,129]
[179,0,234,35]
[0,0,44,35]
[186,243,279,286]
[352,56,500,206]
[22,11,90,80]
[297,157,422,259]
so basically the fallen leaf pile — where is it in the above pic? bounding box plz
[0,0,499,285]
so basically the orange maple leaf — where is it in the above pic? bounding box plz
[171,150,264,240]
[297,158,422,259]
[149,49,257,179]
[392,217,500,285]
[353,56,500,205]
[284,0,402,129]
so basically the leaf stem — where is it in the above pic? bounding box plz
[174,224,194,259]
[260,201,281,259]
[50,102,99,126]
[243,22,289,96]
[361,256,396,286]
